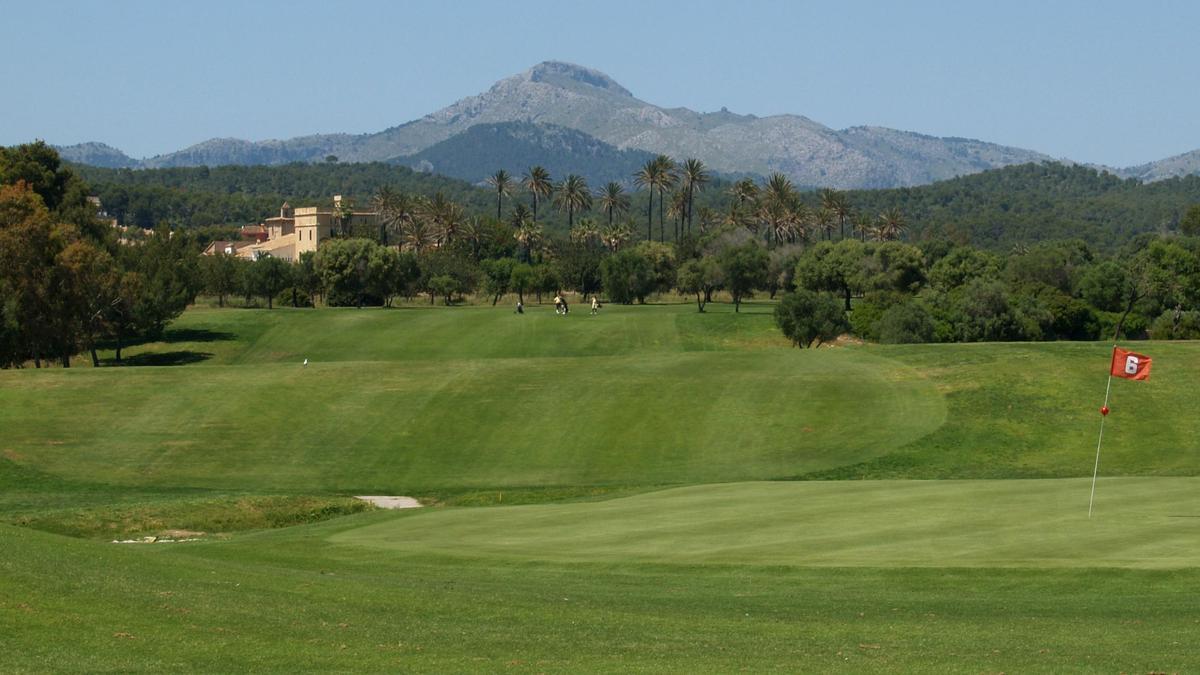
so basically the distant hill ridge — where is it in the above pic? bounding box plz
[52,60,1200,187]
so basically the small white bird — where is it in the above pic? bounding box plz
[303,358,308,367]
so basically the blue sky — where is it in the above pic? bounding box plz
[2,0,1196,167]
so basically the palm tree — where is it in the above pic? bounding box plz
[374,187,417,246]
[460,217,486,259]
[418,192,464,245]
[877,207,907,241]
[852,211,873,242]
[487,169,514,221]
[653,155,678,242]
[789,202,812,244]
[332,196,355,237]
[815,207,836,240]
[679,158,710,236]
[760,173,798,247]
[400,219,437,254]
[822,189,851,240]
[509,203,532,229]
[553,174,592,228]
[728,177,759,207]
[724,200,754,234]
[514,219,543,263]
[601,220,633,251]
[597,181,630,226]
[522,166,553,224]
[667,190,686,233]
[371,186,408,245]
[506,200,530,227]
[570,217,601,249]
[633,159,658,241]
[759,200,791,246]
[696,206,719,233]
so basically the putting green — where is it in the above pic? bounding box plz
[335,477,1200,568]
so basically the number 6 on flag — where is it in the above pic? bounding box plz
[1111,346,1151,381]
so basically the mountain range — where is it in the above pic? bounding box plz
[54,61,1200,189]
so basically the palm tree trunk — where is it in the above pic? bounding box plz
[686,186,694,235]
[659,188,665,242]
[647,189,655,242]
[532,195,538,224]
[496,195,502,221]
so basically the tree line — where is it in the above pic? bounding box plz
[207,163,1200,354]
[9,143,1200,370]
[73,157,1200,254]
[1,142,197,368]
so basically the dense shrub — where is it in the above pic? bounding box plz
[601,249,656,304]
[1150,309,1200,339]
[775,290,849,348]
[877,301,936,344]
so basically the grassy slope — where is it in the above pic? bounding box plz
[5,304,1200,670]
[4,304,1199,496]
[0,304,944,492]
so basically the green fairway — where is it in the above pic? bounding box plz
[338,477,1200,568]
[4,304,1200,671]
[0,304,951,494]
[3,304,1199,498]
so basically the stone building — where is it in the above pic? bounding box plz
[202,197,376,262]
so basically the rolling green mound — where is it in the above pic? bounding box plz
[1,305,945,492]
[3,304,1200,498]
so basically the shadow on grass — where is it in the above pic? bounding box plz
[159,328,236,344]
[119,351,214,367]
[96,328,235,353]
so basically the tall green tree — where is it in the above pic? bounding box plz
[760,173,798,247]
[597,181,630,226]
[821,189,851,240]
[553,174,592,228]
[249,255,291,309]
[522,166,553,224]
[676,256,724,312]
[371,187,415,246]
[717,242,770,312]
[679,158,710,236]
[653,155,678,242]
[633,159,658,241]
[200,252,239,307]
[877,207,908,241]
[486,169,514,221]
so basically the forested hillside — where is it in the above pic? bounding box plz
[73,162,493,229]
[71,158,1200,253]
[841,162,1200,249]
[393,121,661,186]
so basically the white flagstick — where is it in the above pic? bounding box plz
[1088,346,1117,518]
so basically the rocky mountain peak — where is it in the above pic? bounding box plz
[521,61,633,98]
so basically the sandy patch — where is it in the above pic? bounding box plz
[160,529,205,538]
[355,496,422,509]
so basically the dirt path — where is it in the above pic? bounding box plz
[355,495,422,509]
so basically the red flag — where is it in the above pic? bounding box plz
[1111,346,1151,380]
